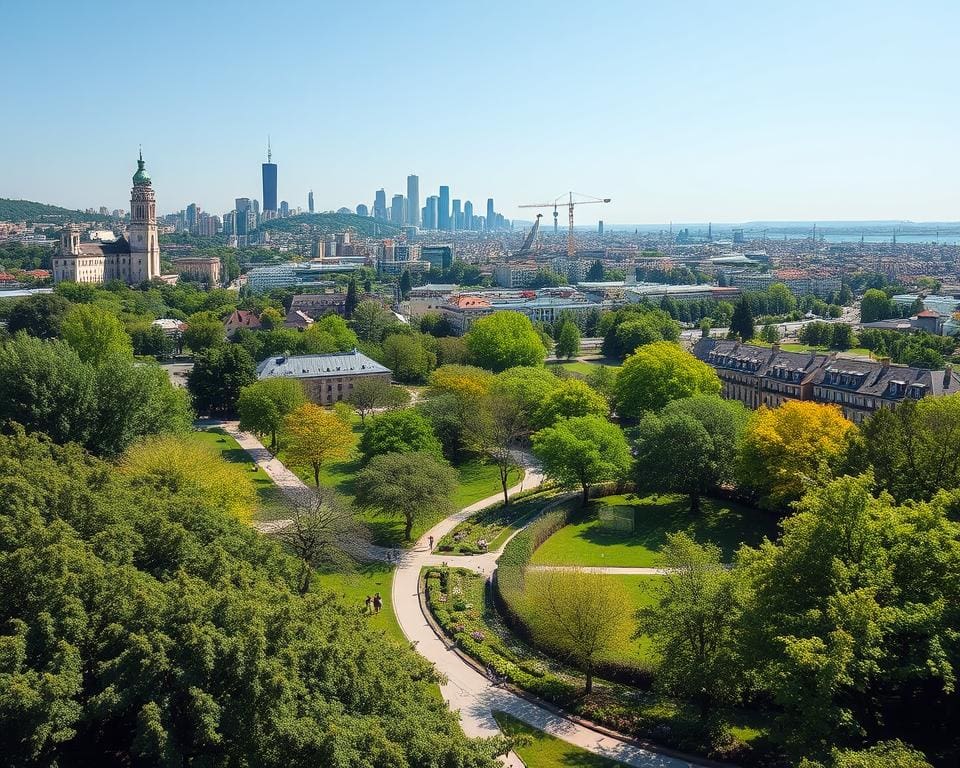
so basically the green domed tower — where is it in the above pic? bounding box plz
[129,149,159,281]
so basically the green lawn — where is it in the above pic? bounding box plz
[493,711,629,768]
[548,357,620,376]
[314,562,403,643]
[530,494,778,567]
[753,340,873,357]
[190,429,288,522]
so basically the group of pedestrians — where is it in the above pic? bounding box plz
[364,593,383,614]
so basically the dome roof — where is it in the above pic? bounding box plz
[132,152,151,186]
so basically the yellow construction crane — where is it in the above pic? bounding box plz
[519,192,610,258]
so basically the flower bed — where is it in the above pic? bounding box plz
[436,484,559,554]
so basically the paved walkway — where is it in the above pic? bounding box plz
[527,565,671,575]
[209,422,702,767]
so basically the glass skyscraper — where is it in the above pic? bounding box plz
[438,186,450,231]
[406,175,419,227]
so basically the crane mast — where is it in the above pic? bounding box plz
[519,192,610,259]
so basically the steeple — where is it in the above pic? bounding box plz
[133,149,151,186]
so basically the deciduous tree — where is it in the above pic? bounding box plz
[465,311,547,371]
[283,403,355,486]
[533,378,608,429]
[187,344,256,416]
[7,292,72,339]
[555,320,581,360]
[615,341,721,418]
[354,451,457,541]
[348,377,410,423]
[237,378,306,450]
[61,303,133,365]
[358,408,442,462]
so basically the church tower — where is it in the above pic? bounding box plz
[128,151,160,282]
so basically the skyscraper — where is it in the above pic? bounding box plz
[464,200,474,230]
[235,198,252,237]
[186,203,199,232]
[356,203,369,217]
[280,200,289,217]
[262,139,278,214]
[425,196,439,230]
[452,199,462,231]
[390,194,405,226]
[598,220,604,235]
[374,189,387,220]
[406,175,419,227]
[308,190,314,214]
[438,186,450,231]
[486,198,495,230]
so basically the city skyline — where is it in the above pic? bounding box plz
[3,1,960,222]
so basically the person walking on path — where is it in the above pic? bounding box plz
[364,595,372,614]
[428,535,434,551]
[373,593,382,614]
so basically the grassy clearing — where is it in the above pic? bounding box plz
[314,562,403,643]
[190,429,288,522]
[547,357,620,376]
[531,494,778,567]
[493,711,629,768]
[752,340,873,357]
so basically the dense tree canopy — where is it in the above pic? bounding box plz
[464,312,547,371]
[188,345,256,416]
[615,341,721,418]
[6,292,72,339]
[61,303,133,365]
[0,431,501,767]
[237,378,306,451]
[358,409,442,463]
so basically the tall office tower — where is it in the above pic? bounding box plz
[374,189,387,220]
[464,200,474,230]
[421,206,427,226]
[486,198,495,230]
[186,203,199,232]
[308,190,314,214]
[222,210,236,236]
[235,198,252,236]
[452,199,462,231]
[390,194,405,226]
[280,200,289,217]
[438,186,450,230]
[406,175,420,226]
[262,139,278,214]
[425,196,439,230]
[598,220,604,235]
[356,203,369,217]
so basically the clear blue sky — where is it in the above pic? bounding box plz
[3,0,958,224]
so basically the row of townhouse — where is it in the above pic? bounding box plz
[694,338,960,423]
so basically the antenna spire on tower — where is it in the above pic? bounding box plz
[267,135,272,163]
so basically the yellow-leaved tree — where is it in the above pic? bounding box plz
[737,400,855,509]
[122,434,256,523]
[283,403,355,487]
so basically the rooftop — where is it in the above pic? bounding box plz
[256,349,391,380]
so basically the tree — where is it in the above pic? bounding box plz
[187,344,256,416]
[237,378,306,451]
[766,282,797,315]
[615,341,721,418]
[60,303,133,365]
[861,288,893,323]
[523,568,631,693]
[468,391,527,505]
[344,277,358,318]
[805,741,933,768]
[533,378,608,429]
[277,487,369,594]
[183,310,226,351]
[555,321,581,360]
[830,323,855,350]
[129,322,172,357]
[0,431,500,768]
[492,366,561,432]
[634,395,748,512]
[91,355,193,457]
[532,415,632,505]
[283,403,354,486]
[638,533,740,720]
[737,474,959,761]
[737,400,855,509]
[761,322,780,343]
[7,292,72,339]
[259,306,283,329]
[358,409,442,463]
[586,259,604,281]
[123,434,256,523]
[381,332,436,383]
[465,311,547,371]
[429,363,494,401]
[585,365,618,414]
[729,296,755,341]
[354,451,457,541]
[0,333,96,445]
[348,377,410,424]
[308,314,358,351]
[351,300,395,343]
[859,393,960,502]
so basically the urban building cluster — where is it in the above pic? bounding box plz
[694,338,960,423]
[370,176,509,232]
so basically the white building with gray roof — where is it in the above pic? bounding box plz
[256,349,391,405]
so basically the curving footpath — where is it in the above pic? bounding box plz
[210,423,703,767]
[391,458,703,768]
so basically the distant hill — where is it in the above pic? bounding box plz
[256,212,399,238]
[0,198,113,225]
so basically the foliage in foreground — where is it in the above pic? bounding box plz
[0,431,502,768]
